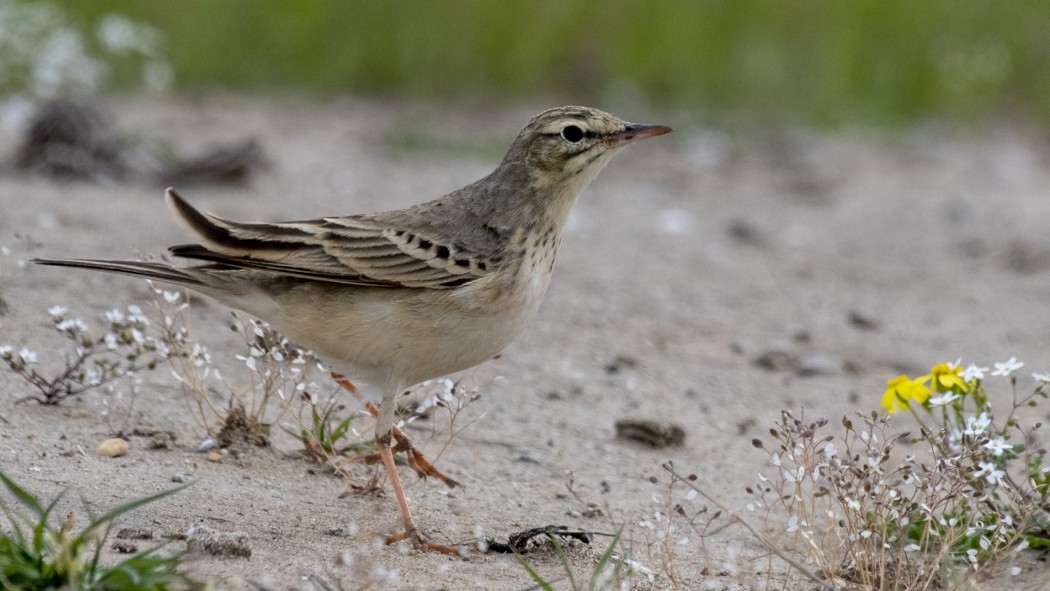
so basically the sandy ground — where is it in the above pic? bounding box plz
[1,97,1050,590]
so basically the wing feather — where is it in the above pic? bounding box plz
[165,188,497,289]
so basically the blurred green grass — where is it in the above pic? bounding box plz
[54,0,1050,127]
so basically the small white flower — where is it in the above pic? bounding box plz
[685,489,697,501]
[83,366,102,386]
[983,437,1011,456]
[974,461,1005,486]
[18,348,38,365]
[964,412,992,436]
[0,345,12,358]
[104,309,125,323]
[153,340,171,358]
[163,290,181,303]
[771,453,781,466]
[787,515,806,533]
[56,318,87,333]
[962,364,988,382]
[1009,566,1022,576]
[1032,372,1050,383]
[48,304,68,318]
[992,357,1024,377]
[929,392,960,406]
[192,343,211,366]
[823,443,837,458]
[904,544,920,552]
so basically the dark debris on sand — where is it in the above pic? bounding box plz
[9,99,267,185]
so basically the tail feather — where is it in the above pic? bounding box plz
[32,258,206,287]
[165,187,307,253]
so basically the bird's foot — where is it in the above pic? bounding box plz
[348,429,461,488]
[384,527,469,556]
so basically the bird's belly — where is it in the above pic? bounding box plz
[261,281,542,389]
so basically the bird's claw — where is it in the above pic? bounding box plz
[384,527,469,556]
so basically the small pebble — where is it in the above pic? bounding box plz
[206,451,222,463]
[197,437,215,452]
[171,473,187,483]
[96,438,129,458]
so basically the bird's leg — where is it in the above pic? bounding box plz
[334,377,465,554]
[374,431,464,555]
[332,376,460,487]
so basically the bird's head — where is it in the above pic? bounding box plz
[506,106,672,190]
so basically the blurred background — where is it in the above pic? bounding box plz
[3,0,1049,129]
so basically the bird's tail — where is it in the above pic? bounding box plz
[32,258,207,288]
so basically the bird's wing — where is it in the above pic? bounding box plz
[165,189,496,289]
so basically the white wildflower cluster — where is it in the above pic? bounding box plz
[1,299,176,404]
[634,463,716,589]
[0,0,172,100]
[407,378,472,416]
[747,398,1045,587]
[230,314,321,402]
[400,377,480,428]
[160,298,327,440]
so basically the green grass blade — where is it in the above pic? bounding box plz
[0,470,46,515]
[513,549,557,591]
[0,497,30,545]
[588,528,624,590]
[83,482,192,537]
[550,535,577,590]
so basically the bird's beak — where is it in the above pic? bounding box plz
[606,123,673,147]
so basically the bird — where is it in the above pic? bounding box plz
[34,105,672,553]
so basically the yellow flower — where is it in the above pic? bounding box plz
[922,363,968,394]
[882,375,931,413]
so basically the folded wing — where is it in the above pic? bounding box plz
[166,188,495,289]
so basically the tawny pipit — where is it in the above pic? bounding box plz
[35,106,672,553]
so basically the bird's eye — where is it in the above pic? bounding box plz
[561,125,584,143]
